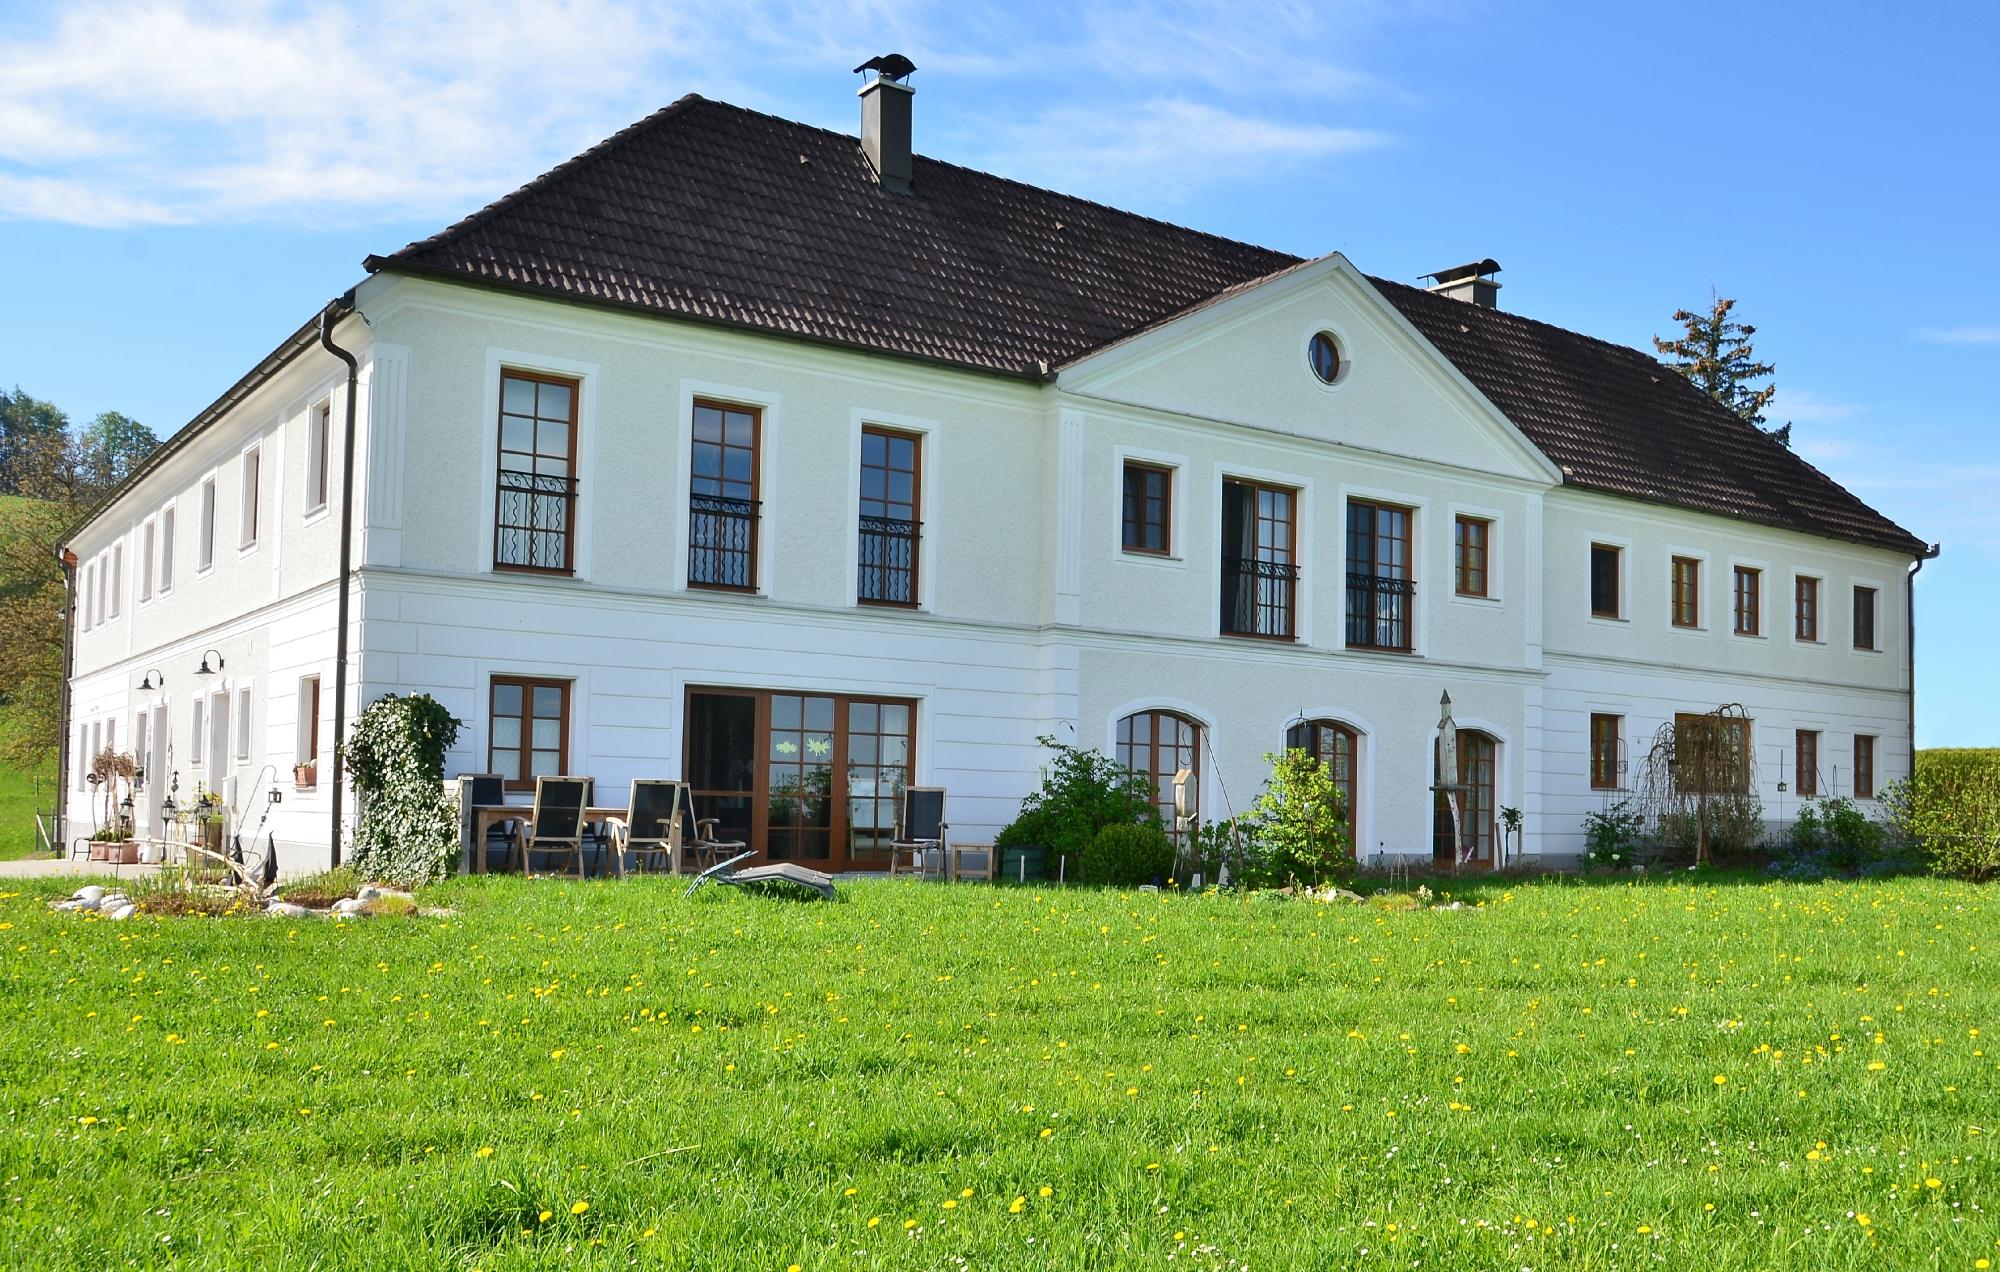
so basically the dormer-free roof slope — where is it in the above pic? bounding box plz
[369,95,1924,556]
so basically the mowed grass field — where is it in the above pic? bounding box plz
[0,873,1992,1270]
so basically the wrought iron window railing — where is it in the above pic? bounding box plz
[858,515,920,605]
[494,469,578,573]
[689,493,760,589]
[1346,572,1414,651]
[1221,556,1298,639]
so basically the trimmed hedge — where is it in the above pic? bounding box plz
[1078,822,1174,887]
[1885,748,2000,881]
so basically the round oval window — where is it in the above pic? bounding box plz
[1308,331,1342,384]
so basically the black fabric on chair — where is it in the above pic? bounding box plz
[524,777,591,879]
[890,787,948,878]
[462,773,517,871]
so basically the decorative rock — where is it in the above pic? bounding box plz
[330,897,368,915]
[356,885,381,902]
[266,902,311,919]
[73,885,106,906]
[105,904,136,920]
[52,899,85,912]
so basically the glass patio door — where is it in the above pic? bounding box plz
[765,694,836,863]
[687,691,756,855]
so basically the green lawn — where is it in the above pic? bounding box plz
[0,873,1992,1269]
[0,727,54,860]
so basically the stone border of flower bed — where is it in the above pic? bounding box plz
[49,883,452,920]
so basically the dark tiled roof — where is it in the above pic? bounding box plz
[370,95,1924,556]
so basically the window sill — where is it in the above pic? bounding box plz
[301,504,331,526]
[1450,592,1502,607]
[858,598,926,613]
[1343,644,1419,659]
[1668,623,1709,635]
[1586,613,1627,626]
[1221,630,1298,644]
[1119,550,1186,569]
[1733,630,1768,642]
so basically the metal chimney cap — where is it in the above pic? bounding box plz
[1423,259,1501,285]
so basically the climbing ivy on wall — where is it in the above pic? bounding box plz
[343,693,464,886]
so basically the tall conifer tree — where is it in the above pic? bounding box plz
[1654,292,1789,446]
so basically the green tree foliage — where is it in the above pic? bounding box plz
[1653,292,1789,446]
[343,693,466,885]
[0,392,158,768]
[993,736,1157,878]
[0,388,68,495]
[1243,748,1353,887]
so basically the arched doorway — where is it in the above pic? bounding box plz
[1434,729,1497,868]
[1117,709,1201,843]
[1285,718,1359,850]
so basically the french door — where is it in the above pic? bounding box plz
[684,688,914,872]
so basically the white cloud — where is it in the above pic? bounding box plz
[1768,388,1862,425]
[1914,325,2000,345]
[0,0,1409,227]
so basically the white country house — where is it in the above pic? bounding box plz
[57,63,1936,874]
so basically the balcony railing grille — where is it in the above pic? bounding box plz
[689,493,759,589]
[494,470,578,573]
[1222,556,1298,639]
[858,514,920,605]
[1346,572,1414,650]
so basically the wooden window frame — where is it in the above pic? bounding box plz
[1854,734,1875,799]
[489,676,572,793]
[1795,729,1820,798]
[1346,499,1415,652]
[688,398,762,592]
[1795,575,1820,642]
[1454,515,1490,598]
[858,426,922,607]
[308,398,332,513]
[1589,713,1622,790]
[1121,460,1173,556]
[1733,565,1761,636]
[493,369,581,576]
[1852,585,1878,651]
[1286,719,1359,847]
[1117,709,1202,844]
[1222,478,1299,641]
[240,445,261,550]
[1671,555,1701,628]
[1590,543,1622,619]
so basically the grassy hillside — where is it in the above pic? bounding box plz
[0,492,59,859]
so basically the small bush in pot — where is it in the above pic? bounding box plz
[993,737,1158,879]
[1078,822,1174,887]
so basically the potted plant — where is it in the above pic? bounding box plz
[294,760,318,789]
[87,749,139,862]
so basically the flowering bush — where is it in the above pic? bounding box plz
[1581,800,1644,869]
[343,693,464,886]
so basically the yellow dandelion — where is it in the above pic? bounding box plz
[1925,1177,1942,1189]
[903,1218,917,1230]
[960,1187,975,1198]
[843,1187,857,1197]
[1039,1185,1053,1197]
[476,1146,495,1159]
[1868,1061,1887,1071]
[1711,1075,1727,1086]
[1638,1224,1653,1234]
[571,1201,589,1215]
[867,1216,881,1228]
[538,1210,553,1223]
[1009,1196,1025,1214]
[1855,1213,1871,1227]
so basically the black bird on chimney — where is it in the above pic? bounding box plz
[853,53,916,82]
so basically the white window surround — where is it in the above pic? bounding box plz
[1102,696,1215,831]
[479,348,600,581]
[157,502,176,594]
[1110,444,1190,568]
[1727,554,1771,640]
[240,442,263,552]
[139,519,155,604]
[305,396,333,517]
[1447,499,1506,605]
[672,376,779,595]
[1298,317,1356,392]
[108,543,123,619]
[197,474,218,574]
[1586,533,1633,626]
[1338,480,1429,656]
[1791,569,1827,645]
[1215,462,1316,646]
[1849,575,1887,655]
[844,407,940,610]
[235,681,253,762]
[469,663,594,785]
[1665,544,1712,634]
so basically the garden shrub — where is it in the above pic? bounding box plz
[1240,749,1352,888]
[343,694,465,887]
[1580,800,1644,869]
[994,737,1157,879]
[1883,748,2000,881]
[1077,822,1174,887]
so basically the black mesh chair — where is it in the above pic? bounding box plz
[522,776,591,879]
[607,780,683,875]
[462,773,518,872]
[890,787,947,878]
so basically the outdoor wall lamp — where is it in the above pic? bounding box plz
[138,668,165,691]
[195,649,225,676]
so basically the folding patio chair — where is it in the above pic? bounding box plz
[889,787,947,878]
[605,779,684,876]
[520,776,592,879]
[688,785,749,872]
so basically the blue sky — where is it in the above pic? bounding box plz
[2,1,1993,744]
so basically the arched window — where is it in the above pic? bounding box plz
[1434,730,1498,867]
[1117,710,1201,840]
[1285,718,1359,848]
